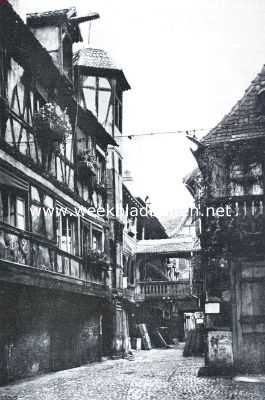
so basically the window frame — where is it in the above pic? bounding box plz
[0,187,27,231]
[30,185,55,240]
[57,207,79,256]
[114,88,123,132]
[91,226,104,253]
[229,159,263,196]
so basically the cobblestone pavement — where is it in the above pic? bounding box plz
[0,346,265,400]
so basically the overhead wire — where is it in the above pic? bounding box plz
[4,126,210,145]
[114,127,209,140]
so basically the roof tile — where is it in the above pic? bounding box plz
[74,48,119,70]
[202,66,265,145]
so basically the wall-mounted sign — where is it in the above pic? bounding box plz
[205,302,220,314]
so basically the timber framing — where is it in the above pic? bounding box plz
[0,3,117,147]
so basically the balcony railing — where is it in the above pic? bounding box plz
[0,224,110,296]
[207,195,264,217]
[137,280,191,300]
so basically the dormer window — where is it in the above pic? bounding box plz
[74,48,130,136]
[78,75,113,135]
[27,8,99,82]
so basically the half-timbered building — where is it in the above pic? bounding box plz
[0,1,123,383]
[73,47,131,356]
[187,63,265,374]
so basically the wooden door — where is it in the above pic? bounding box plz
[50,320,80,372]
[232,259,265,373]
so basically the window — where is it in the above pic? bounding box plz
[31,186,54,239]
[92,228,103,252]
[96,152,105,184]
[0,43,8,98]
[128,257,135,285]
[81,76,113,132]
[0,189,26,230]
[229,160,263,196]
[57,213,78,256]
[16,198,26,230]
[256,89,265,116]
[118,158,122,176]
[62,34,73,79]
[115,88,122,132]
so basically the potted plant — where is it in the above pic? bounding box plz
[77,149,97,177]
[95,180,106,196]
[33,102,72,143]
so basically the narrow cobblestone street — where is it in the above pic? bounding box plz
[0,346,264,400]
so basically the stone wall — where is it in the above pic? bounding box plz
[0,283,106,384]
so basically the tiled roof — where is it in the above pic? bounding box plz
[123,184,142,209]
[74,48,119,70]
[202,65,265,145]
[27,7,76,22]
[136,238,200,255]
[26,8,83,43]
[74,48,130,91]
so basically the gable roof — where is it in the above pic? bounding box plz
[27,7,76,22]
[27,7,83,43]
[202,65,265,146]
[74,48,130,91]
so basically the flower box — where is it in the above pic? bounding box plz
[34,116,66,141]
[87,249,109,266]
[33,102,71,143]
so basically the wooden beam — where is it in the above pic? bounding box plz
[0,259,111,300]
[70,13,100,24]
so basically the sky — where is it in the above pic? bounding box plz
[21,0,265,217]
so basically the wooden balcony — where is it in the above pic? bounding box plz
[0,224,111,299]
[137,280,191,300]
[204,195,265,254]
